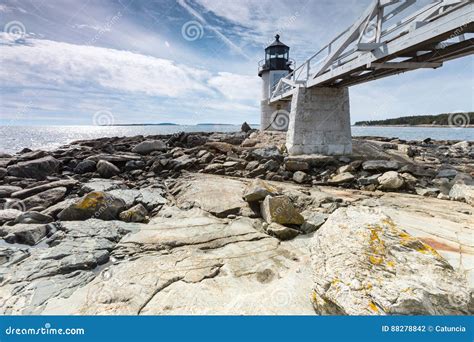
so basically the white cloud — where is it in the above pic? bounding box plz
[0,36,212,97]
[208,72,259,101]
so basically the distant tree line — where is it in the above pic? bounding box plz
[354,112,474,126]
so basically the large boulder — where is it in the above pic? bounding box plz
[57,191,126,221]
[0,209,22,225]
[132,140,167,154]
[243,179,279,202]
[261,195,304,225]
[449,184,474,205]
[377,171,404,190]
[241,122,252,133]
[0,223,50,246]
[7,156,60,180]
[311,207,472,315]
[251,146,282,161]
[97,160,120,178]
[0,185,22,198]
[11,179,77,199]
[23,187,67,211]
[74,160,96,174]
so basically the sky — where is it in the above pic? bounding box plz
[0,0,472,126]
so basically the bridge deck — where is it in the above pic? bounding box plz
[270,0,474,103]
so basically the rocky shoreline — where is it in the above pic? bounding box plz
[0,127,472,315]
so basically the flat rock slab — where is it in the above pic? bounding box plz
[311,207,471,315]
[42,209,314,315]
[360,192,474,289]
[173,174,249,218]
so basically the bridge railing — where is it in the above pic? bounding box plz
[269,0,471,101]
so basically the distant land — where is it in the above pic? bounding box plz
[110,123,178,126]
[355,112,474,126]
[108,123,249,127]
[197,123,237,126]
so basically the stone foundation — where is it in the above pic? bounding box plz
[286,86,352,155]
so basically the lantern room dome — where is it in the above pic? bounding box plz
[258,35,293,76]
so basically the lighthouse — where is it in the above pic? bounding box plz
[258,35,293,131]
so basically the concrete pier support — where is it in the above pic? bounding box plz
[286,87,352,155]
[260,100,291,131]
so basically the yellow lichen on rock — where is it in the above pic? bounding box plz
[368,301,379,313]
[76,191,104,210]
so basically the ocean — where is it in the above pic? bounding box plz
[0,125,472,155]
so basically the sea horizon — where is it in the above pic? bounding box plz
[1,124,472,155]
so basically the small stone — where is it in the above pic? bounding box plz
[243,179,278,202]
[245,161,260,171]
[14,211,53,224]
[300,212,328,234]
[199,152,213,163]
[377,171,404,190]
[97,160,120,178]
[328,172,355,184]
[260,195,304,225]
[415,187,440,197]
[337,165,353,174]
[285,160,309,172]
[241,139,258,147]
[251,147,282,160]
[357,174,380,186]
[204,163,224,173]
[436,169,458,179]
[119,203,148,223]
[263,160,280,172]
[265,222,299,241]
[124,160,146,171]
[293,171,310,184]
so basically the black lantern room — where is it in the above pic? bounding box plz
[258,34,292,77]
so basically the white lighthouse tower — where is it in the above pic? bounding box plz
[258,35,293,131]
